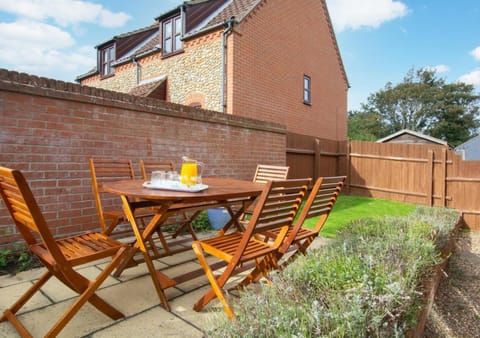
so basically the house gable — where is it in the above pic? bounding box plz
[225,0,348,140]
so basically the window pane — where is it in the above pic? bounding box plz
[175,17,182,33]
[164,37,172,54]
[175,35,182,50]
[101,46,114,76]
[165,21,172,37]
[304,76,311,103]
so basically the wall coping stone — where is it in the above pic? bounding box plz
[0,68,286,135]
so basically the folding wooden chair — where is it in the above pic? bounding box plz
[192,178,311,318]
[280,176,346,263]
[88,158,137,235]
[252,164,290,183]
[139,159,175,180]
[0,166,128,338]
[222,164,290,233]
[239,176,346,287]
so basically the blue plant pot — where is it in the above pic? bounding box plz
[207,208,231,230]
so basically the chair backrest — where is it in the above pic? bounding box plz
[88,158,136,232]
[280,176,346,252]
[243,178,311,250]
[253,164,289,184]
[0,166,67,264]
[139,159,175,180]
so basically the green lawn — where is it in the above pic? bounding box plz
[302,194,418,238]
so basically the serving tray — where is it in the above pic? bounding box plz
[143,181,208,192]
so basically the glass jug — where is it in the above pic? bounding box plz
[180,156,204,186]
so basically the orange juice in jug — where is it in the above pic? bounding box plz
[180,162,198,186]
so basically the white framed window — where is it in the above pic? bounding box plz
[101,45,115,77]
[163,15,183,56]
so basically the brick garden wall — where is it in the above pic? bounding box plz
[0,69,286,247]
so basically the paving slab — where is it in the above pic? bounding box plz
[0,235,331,337]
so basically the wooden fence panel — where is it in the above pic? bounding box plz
[290,138,480,229]
[446,152,480,228]
[349,141,480,230]
[349,142,435,205]
[286,133,347,181]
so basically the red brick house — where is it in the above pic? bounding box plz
[77,0,348,141]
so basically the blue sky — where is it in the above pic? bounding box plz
[0,0,479,111]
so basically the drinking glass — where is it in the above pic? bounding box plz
[151,171,166,185]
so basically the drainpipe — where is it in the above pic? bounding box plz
[132,57,140,85]
[222,18,235,113]
[181,4,186,39]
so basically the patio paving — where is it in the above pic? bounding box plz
[1,233,329,337]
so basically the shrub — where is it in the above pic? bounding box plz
[191,211,213,232]
[207,206,460,337]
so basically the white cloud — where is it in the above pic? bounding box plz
[458,70,480,86]
[471,46,480,62]
[423,64,450,73]
[0,0,129,81]
[0,20,94,80]
[97,9,131,28]
[0,0,130,28]
[326,0,408,32]
[0,20,74,49]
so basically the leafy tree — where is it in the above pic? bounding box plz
[348,68,480,146]
[347,110,384,141]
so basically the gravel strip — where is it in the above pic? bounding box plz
[424,230,480,337]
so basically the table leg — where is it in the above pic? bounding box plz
[219,197,256,234]
[119,196,176,310]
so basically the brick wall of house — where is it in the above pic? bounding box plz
[227,0,348,141]
[0,69,286,248]
[80,32,224,112]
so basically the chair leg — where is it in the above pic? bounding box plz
[45,247,128,337]
[279,237,315,268]
[223,206,245,233]
[297,237,314,255]
[0,270,52,323]
[192,242,234,318]
[236,253,279,288]
[113,246,139,277]
[172,211,199,240]
[139,216,161,258]
[142,249,171,311]
[103,217,121,235]
[1,310,31,338]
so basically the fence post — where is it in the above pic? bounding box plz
[346,141,351,194]
[440,148,447,207]
[426,150,434,206]
[314,138,321,182]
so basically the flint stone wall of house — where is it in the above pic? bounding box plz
[80,32,224,112]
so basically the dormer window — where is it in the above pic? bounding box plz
[163,15,183,56]
[101,44,115,77]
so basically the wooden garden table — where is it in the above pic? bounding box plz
[103,177,263,310]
